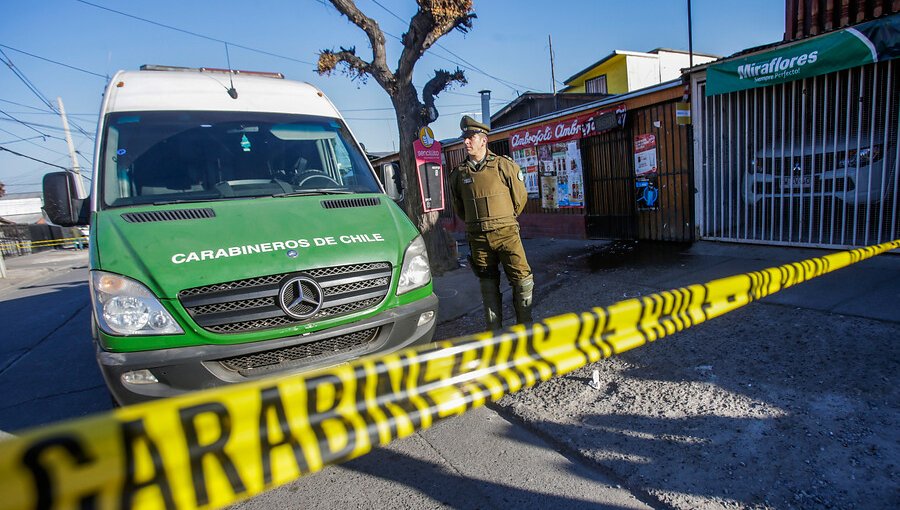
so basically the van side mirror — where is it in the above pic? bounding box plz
[381,163,404,202]
[42,172,88,226]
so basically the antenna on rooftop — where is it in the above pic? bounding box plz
[224,43,238,99]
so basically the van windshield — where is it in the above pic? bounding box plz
[99,111,381,207]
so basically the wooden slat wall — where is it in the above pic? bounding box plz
[786,0,898,41]
[629,102,695,242]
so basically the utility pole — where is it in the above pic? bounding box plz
[549,34,557,94]
[687,0,694,67]
[57,97,87,198]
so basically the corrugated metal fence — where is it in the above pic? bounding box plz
[699,60,899,248]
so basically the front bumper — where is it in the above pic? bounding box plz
[97,294,438,405]
[742,163,891,205]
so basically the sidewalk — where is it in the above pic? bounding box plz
[432,234,612,326]
[431,236,900,330]
[0,248,90,295]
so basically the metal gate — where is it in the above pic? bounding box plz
[699,60,899,248]
[582,128,636,238]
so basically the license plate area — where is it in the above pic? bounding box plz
[781,175,812,189]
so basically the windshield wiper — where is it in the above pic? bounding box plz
[150,197,224,206]
[272,189,355,197]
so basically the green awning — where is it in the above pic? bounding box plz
[706,13,899,96]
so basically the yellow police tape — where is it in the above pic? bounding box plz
[0,239,897,510]
[9,237,88,249]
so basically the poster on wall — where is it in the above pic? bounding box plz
[509,103,625,209]
[511,146,540,197]
[633,134,657,176]
[633,133,659,211]
[562,141,583,207]
[538,145,557,209]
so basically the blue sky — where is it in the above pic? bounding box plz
[0,0,785,193]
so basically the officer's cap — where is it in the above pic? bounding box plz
[460,115,489,137]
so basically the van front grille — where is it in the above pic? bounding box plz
[216,327,380,376]
[178,262,392,334]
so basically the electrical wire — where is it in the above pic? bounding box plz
[0,44,108,79]
[0,146,69,171]
[0,49,96,140]
[0,117,94,137]
[0,127,71,158]
[0,108,50,138]
[76,0,316,66]
[367,0,541,93]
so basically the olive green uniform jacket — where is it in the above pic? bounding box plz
[449,151,528,233]
[449,151,532,282]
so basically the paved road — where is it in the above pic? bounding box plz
[0,245,650,509]
[2,239,897,508]
[0,249,109,435]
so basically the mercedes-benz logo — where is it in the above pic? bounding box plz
[278,276,324,320]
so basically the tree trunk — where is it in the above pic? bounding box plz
[392,93,457,275]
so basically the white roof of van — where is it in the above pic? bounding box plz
[105,69,341,118]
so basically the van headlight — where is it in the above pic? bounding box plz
[397,235,431,295]
[90,271,183,335]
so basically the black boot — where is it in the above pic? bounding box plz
[479,278,503,331]
[512,276,534,324]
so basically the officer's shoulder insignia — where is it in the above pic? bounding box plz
[502,155,514,162]
[517,170,525,181]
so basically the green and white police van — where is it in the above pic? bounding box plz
[43,65,437,405]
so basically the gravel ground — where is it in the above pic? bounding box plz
[435,244,900,510]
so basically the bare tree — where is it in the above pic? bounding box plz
[317,0,476,274]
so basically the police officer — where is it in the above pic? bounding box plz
[449,115,533,331]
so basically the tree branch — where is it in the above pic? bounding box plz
[323,0,394,88]
[397,0,475,81]
[421,68,467,123]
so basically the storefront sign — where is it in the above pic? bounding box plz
[508,104,626,150]
[706,13,900,95]
[509,104,623,209]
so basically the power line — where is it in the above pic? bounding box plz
[0,146,69,171]
[0,44,108,79]
[0,117,93,138]
[76,0,316,66]
[0,108,50,138]
[0,110,97,117]
[0,49,96,140]
[367,0,541,93]
[67,1,526,114]
[0,135,46,145]
[0,127,70,158]
[0,98,54,113]
[0,49,58,113]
